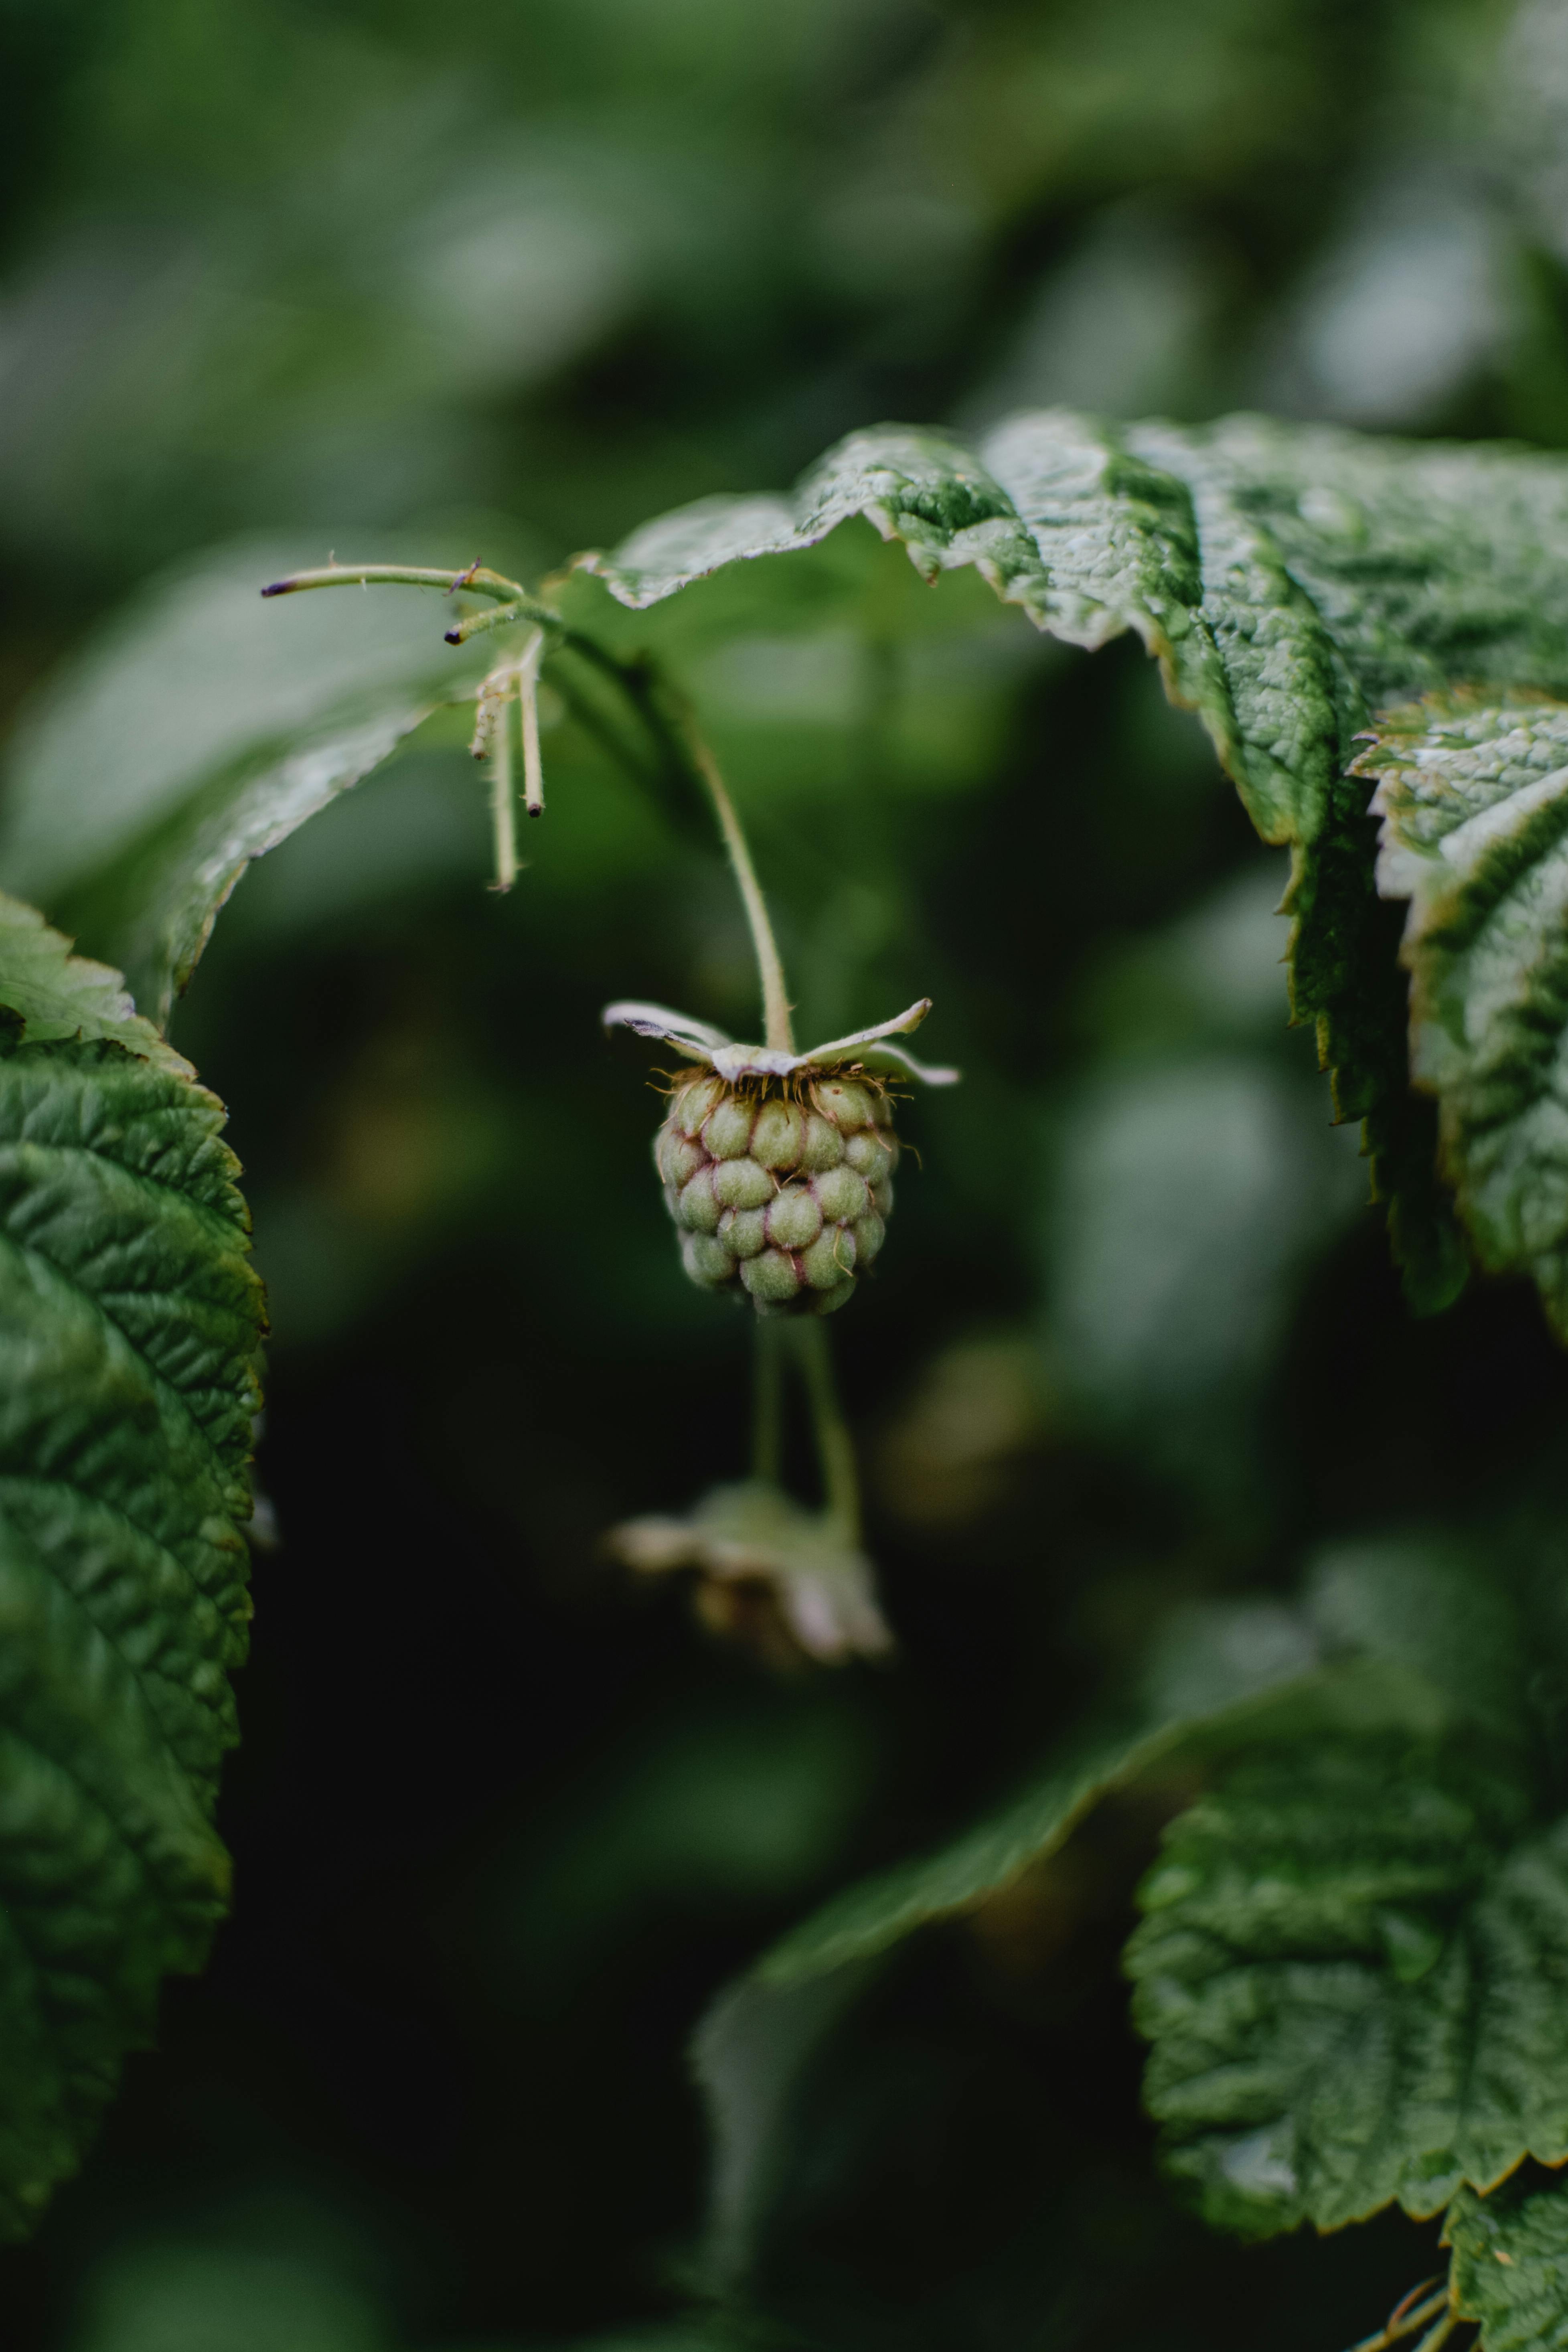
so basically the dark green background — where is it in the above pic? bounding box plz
[3,1,1568,2345]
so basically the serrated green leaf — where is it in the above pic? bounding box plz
[0,540,489,1024]
[1122,1540,1568,2243]
[686,1600,1333,2286]
[588,411,1568,1317]
[582,416,1218,683]
[1304,1538,1531,1750]
[1349,691,1568,1334]
[756,1544,1511,1993]
[0,893,262,2235]
[1126,1738,1568,2238]
[0,895,190,1074]
[756,1629,1341,1990]
[689,1544,1501,2285]
[1447,2172,1568,2352]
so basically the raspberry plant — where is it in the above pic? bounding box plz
[11,409,1568,2346]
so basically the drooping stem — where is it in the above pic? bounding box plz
[752,1321,784,1487]
[260,558,794,1042]
[790,1321,861,1544]
[488,701,517,892]
[518,632,546,817]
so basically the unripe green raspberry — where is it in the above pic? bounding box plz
[713,1156,773,1211]
[813,1163,869,1225]
[741,1246,802,1306]
[766,1185,822,1251]
[800,1113,844,1171]
[607,994,958,1319]
[677,1167,721,1233]
[705,1097,755,1159]
[651,1068,908,1317]
[753,1100,806,1168]
[718,1205,767,1257]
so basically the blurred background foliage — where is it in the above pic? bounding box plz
[8,0,1568,2345]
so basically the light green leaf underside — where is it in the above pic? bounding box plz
[588,411,1568,1315]
[0,894,263,2236]
[1351,691,1568,1334]
[0,539,488,1025]
[1448,2174,1568,2352]
[691,1956,882,2287]
[1127,1741,1568,2237]
[72,704,435,1031]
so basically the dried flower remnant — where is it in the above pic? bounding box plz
[608,1481,893,1668]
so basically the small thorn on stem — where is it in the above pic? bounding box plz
[446,598,527,647]
[1387,2285,1445,2337]
[1342,2282,1453,2352]
[469,662,511,763]
[449,559,481,594]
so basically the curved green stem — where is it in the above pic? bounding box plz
[261,561,544,614]
[1343,2285,1453,2352]
[561,651,792,1047]
[446,600,536,644]
[261,558,794,1051]
[790,1321,861,1545]
[676,724,793,1053]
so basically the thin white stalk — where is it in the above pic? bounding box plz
[518,628,546,816]
[488,710,518,893]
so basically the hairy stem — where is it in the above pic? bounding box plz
[260,560,792,1040]
[519,632,546,817]
[261,561,552,624]
[791,1321,861,1544]
[676,725,793,1053]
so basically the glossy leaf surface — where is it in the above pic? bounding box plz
[1126,1547,1568,2237]
[1448,2172,1568,2352]
[1128,1742,1566,2234]
[586,411,1568,1317]
[1353,691,1568,1333]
